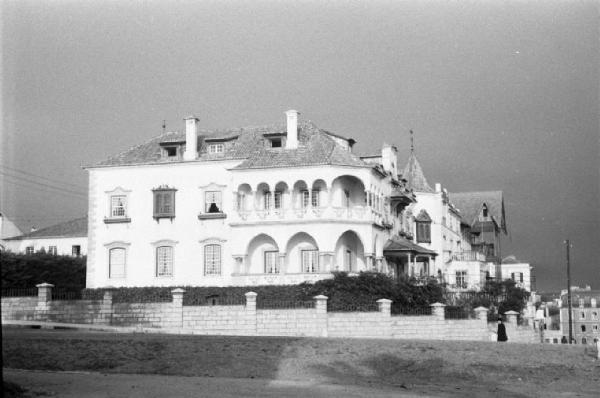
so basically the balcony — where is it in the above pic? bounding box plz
[451,251,486,262]
[231,205,391,227]
[231,272,334,286]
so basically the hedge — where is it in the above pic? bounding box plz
[82,272,445,312]
[1,251,86,291]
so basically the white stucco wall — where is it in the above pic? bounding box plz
[501,263,533,291]
[86,160,394,288]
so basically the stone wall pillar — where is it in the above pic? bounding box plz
[100,288,114,325]
[171,288,185,329]
[504,310,519,329]
[34,283,53,321]
[313,295,328,337]
[474,306,489,339]
[430,302,446,320]
[377,298,393,338]
[245,292,258,336]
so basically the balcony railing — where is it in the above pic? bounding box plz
[231,205,391,226]
[451,251,486,262]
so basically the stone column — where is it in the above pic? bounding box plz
[504,310,519,329]
[34,283,54,322]
[375,257,384,272]
[430,302,446,320]
[245,292,258,336]
[171,288,185,329]
[377,298,393,338]
[474,306,489,340]
[313,295,328,337]
[100,288,114,325]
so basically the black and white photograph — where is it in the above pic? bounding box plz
[1,1,599,397]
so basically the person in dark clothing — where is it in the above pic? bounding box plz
[497,318,508,342]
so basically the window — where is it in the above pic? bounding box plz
[237,193,246,211]
[592,312,598,320]
[581,325,586,332]
[456,271,468,289]
[416,221,431,243]
[204,244,221,276]
[111,195,127,218]
[153,188,176,219]
[302,250,319,273]
[581,312,586,320]
[48,246,57,255]
[345,249,353,272]
[156,246,173,277]
[205,191,222,213]
[25,246,34,255]
[311,190,320,208]
[274,191,282,209]
[511,272,524,283]
[109,248,126,278]
[270,138,282,148]
[208,144,224,154]
[263,191,272,210]
[165,146,178,157]
[264,251,279,274]
[301,190,310,208]
[482,205,488,218]
[593,325,598,332]
[72,245,81,257]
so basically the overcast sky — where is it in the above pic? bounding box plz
[1,0,598,291]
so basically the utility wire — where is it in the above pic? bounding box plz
[0,171,87,196]
[1,178,88,198]
[0,164,85,191]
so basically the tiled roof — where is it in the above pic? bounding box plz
[449,191,506,233]
[383,236,437,256]
[92,121,368,169]
[401,153,434,193]
[5,217,87,240]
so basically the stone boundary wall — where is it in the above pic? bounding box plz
[0,284,533,342]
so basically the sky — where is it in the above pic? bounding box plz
[1,0,598,291]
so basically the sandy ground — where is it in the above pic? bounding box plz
[3,327,600,397]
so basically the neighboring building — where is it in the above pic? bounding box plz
[558,289,600,345]
[501,255,535,292]
[0,212,23,251]
[84,111,419,288]
[399,149,508,291]
[3,217,87,256]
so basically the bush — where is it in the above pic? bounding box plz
[0,251,86,291]
[82,272,445,312]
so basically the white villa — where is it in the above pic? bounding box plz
[84,110,524,290]
[85,111,419,288]
[3,217,87,256]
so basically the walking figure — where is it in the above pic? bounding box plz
[497,317,508,342]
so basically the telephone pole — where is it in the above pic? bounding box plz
[565,240,573,344]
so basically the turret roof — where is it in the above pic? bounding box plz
[401,152,434,193]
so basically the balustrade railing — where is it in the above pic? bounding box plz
[451,251,486,262]
[233,205,386,224]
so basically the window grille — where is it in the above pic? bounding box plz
[301,250,319,273]
[455,270,468,289]
[208,144,224,154]
[301,190,310,208]
[204,244,221,276]
[109,248,126,278]
[263,191,272,210]
[25,246,34,255]
[311,190,320,207]
[156,246,173,276]
[416,221,431,243]
[48,246,57,255]
[111,195,127,217]
[264,251,279,274]
[205,191,222,213]
[274,191,282,209]
[72,245,81,256]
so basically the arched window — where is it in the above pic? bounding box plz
[204,244,221,276]
[109,248,126,278]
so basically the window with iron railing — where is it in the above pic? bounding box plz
[204,244,221,276]
[301,250,319,273]
[156,246,173,277]
[264,251,279,274]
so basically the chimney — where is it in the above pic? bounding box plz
[184,115,199,160]
[381,144,398,177]
[285,110,299,149]
[435,183,442,193]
